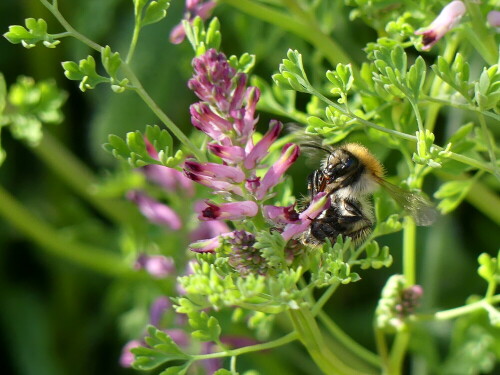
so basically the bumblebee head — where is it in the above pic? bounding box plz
[323,143,384,195]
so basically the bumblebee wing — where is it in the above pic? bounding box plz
[379,179,438,226]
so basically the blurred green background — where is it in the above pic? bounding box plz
[1,1,499,374]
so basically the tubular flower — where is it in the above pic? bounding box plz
[127,191,182,230]
[135,254,175,278]
[415,1,466,50]
[255,143,300,200]
[263,204,300,225]
[281,192,331,242]
[169,0,216,44]
[119,340,142,368]
[197,200,259,221]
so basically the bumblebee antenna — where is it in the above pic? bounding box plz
[302,143,331,154]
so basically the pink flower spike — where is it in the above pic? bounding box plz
[415,1,466,51]
[197,200,258,221]
[488,11,500,28]
[127,191,182,230]
[184,160,245,183]
[207,143,245,164]
[281,192,330,241]
[189,235,222,253]
[255,143,300,200]
[135,254,175,278]
[263,204,300,225]
[119,340,142,368]
[244,120,283,170]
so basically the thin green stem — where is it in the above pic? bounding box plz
[409,99,424,134]
[413,295,500,321]
[120,63,206,161]
[374,326,390,374]
[402,218,417,286]
[51,31,71,38]
[192,332,298,360]
[388,331,410,375]
[126,23,141,64]
[0,184,127,276]
[478,112,499,178]
[40,0,102,52]
[421,96,500,122]
[311,282,339,316]
[318,310,381,368]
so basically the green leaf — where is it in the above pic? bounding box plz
[184,17,221,55]
[406,56,426,99]
[101,46,121,78]
[132,325,191,371]
[159,362,191,375]
[3,18,60,49]
[272,50,311,93]
[62,56,109,92]
[434,179,474,214]
[188,311,221,342]
[213,369,235,375]
[104,125,179,168]
[477,251,500,284]
[432,54,472,100]
[326,63,354,97]
[229,53,256,74]
[142,0,170,26]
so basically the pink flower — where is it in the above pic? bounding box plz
[189,235,222,253]
[127,191,182,230]
[150,297,171,326]
[207,143,245,164]
[255,143,300,200]
[415,1,466,50]
[135,254,175,278]
[119,340,142,368]
[487,11,500,28]
[263,204,300,225]
[244,120,283,169]
[197,200,259,221]
[184,160,245,183]
[169,0,217,44]
[281,192,331,241]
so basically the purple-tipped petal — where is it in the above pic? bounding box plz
[135,254,175,278]
[169,23,186,44]
[281,192,330,241]
[263,204,300,225]
[183,171,243,195]
[415,1,466,50]
[195,1,217,19]
[119,340,142,368]
[189,235,222,253]
[197,200,258,221]
[229,73,248,112]
[150,296,171,327]
[255,143,300,200]
[207,143,245,164]
[244,120,283,170]
[184,160,245,183]
[128,191,182,230]
[245,176,261,193]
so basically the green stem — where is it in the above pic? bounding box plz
[0,184,127,276]
[40,0,205,162]
[289,308,375,375]
[192,332,298,360]
[478,112,499,178]
[318,310,381,368]
[126,23,141,64]
[220,0,358,74]
[402,218,417,286]
[32,132,136,226]
[465,176,500,226]
[388,330,410,375]
[374,326,390,374]
[413,295,500,321]
[120,63,206,161]
[40,0,102,51]
[311,282,339,316]
[421,96,500,122]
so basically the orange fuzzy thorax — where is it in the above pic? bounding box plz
[342,143,385,179]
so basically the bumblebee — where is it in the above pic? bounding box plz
[301,143,437,246]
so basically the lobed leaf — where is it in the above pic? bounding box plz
[62,56,109,92]
[3,18,60,49]
[188,311,221,342]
